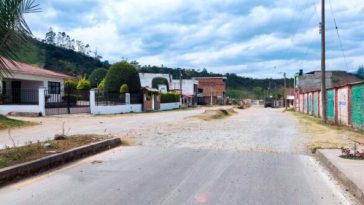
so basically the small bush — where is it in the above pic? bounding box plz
[120,84,129,94]
[64,80,77,90]
[77,77,91,90]
[160,92,180,103]
[98,78,105,90]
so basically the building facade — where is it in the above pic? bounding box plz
[193,77,227,105]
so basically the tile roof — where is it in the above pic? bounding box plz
[2,58,72,79]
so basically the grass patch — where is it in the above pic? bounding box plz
[288,111,364,152]
[0,115,38,130]
[0,135,110,169]
[193,108,237,121]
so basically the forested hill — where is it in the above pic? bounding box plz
[13,38,109,76]
[13,37,292,98]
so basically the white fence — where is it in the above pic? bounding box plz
[90,89,142,115]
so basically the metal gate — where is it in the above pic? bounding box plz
[45,88,90,115]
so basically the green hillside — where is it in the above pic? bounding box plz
[13,38,109,76]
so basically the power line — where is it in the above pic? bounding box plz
[328,0,350,71]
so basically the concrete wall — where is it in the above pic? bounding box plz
[351,84,364,129]
[327,89,335,122]
[295,82,364,131]
[338,87,349,126]
[313,92,319,117]
[308,93,313,115]
[0,87,45,116]
[160,102,180,111]
[90,90,142,115]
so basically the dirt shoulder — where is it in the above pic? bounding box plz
[287,111,364,153]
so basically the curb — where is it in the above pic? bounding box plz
[316,150,364,204]
[0,138,121,185]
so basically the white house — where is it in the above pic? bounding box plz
[138,73,173,92]
[171,79,198,107]
[0,59,72,115]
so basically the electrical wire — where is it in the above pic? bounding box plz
[328,0,350,71]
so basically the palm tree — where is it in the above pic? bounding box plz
[0,0,40,76]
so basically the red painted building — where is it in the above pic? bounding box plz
[193,77,227,105]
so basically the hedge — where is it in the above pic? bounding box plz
[160,92,180,103]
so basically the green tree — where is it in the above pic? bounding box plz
[357,65,364,79]
[152,77,169,90]
[89,68,108,88]
[104,61,141,93]
[64,80,77,90]
[120,84,129,94]
[76,77,91,90]
[252,87,264,99]
[0,0,40,76]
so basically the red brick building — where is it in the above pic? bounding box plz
[193,77,227,105]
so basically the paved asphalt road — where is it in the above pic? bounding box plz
[0,107,357,204]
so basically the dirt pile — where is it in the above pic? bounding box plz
[193,108,237,121]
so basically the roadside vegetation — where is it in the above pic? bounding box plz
[289,111,364,153]
[0,116,37,130]
[193,108,237,121]
[0,135,110,169]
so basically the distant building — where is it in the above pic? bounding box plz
[170,79,198,107]
[193,77,227,105]
[295,70,361,92]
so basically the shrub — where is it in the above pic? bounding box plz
[104,61,141,93]
[89,68,108,88]
[64,80,77,90]
[160,92,181,103]
[98,78,105,90]
[120,84,129,94]
[152,77,169,91]
[77,77,91,90]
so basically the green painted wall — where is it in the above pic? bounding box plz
[308,95,312,114]
[313,93,318,116]
[327,90,335,121]
[351,85,364,128]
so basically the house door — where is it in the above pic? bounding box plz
[11,81,21,104]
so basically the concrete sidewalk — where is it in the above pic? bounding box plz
[317,149,364,204]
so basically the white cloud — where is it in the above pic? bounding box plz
[26,0,364,78]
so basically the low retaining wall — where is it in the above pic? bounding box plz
[160,102,180,111]
[0,138,121,185]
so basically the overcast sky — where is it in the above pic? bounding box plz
[26,0,364,78]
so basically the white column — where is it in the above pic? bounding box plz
[90,89,96,114]
[125,93,130,105]
[38,87,46,116]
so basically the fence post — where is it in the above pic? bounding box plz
[38,87,46,116]
[334,88,339,125]
[125,93,130,105]
[90,89,96,114]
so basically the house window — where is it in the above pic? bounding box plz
[48,82,61,94]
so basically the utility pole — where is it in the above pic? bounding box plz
[180,71,183,106]
[321,0,327,123]
[284,72,287,110]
